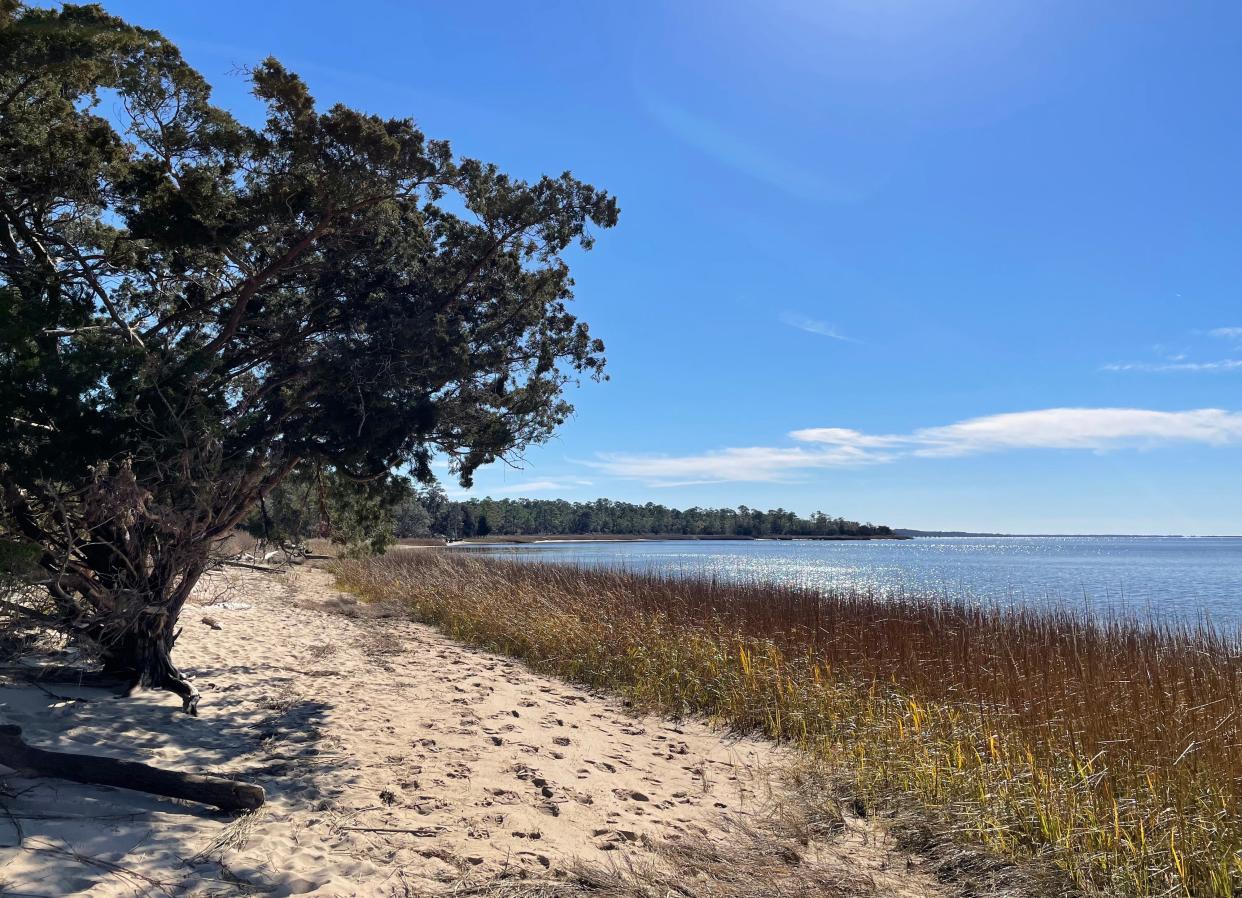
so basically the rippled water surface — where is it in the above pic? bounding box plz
[452,536,1242,624]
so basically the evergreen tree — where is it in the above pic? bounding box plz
[0,2,616,713]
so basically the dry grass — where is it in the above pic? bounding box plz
[332,551,1242,897]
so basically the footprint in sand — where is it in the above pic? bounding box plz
[592,827,638,851]
[413,796,452,815]
[508,763,539,780]
[611,788,650,802]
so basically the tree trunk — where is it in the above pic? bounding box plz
[101,627,202,716]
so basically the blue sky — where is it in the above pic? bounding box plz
[90,1,1242,534]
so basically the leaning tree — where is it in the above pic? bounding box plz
[0,2,617,713]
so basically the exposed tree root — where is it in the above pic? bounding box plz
[0,725,263,811]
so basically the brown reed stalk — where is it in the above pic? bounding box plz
[333,550,1242,897]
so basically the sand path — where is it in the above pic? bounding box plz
[0,566,945,897]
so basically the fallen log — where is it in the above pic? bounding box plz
[219,559,283,573]
[0,724,264,811]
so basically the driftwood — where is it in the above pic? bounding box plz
[0,724,264,811]
[219,559,283,573]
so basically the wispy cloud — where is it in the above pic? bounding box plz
[1105,328,1242,372]
[779,312,856,342]
[1102,359,1242,373]
[590,408,1242,484]
[900,408,1242,456]
[481,478,593,495]
[590,445,893,486]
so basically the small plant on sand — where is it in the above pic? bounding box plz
[334,550,1242,898]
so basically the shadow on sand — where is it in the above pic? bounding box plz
[0,659,340,896]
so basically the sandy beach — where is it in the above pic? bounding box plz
[0,566,944,897]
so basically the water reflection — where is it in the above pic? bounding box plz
[448,536,1242,624]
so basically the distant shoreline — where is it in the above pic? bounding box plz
[398,532,909,547]
[394,532,1242,547]
[896,530,1242,538]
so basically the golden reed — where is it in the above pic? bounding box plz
[334,550,1242,897]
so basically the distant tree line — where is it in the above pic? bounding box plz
[395,492,893,539]
[243,473,894,550]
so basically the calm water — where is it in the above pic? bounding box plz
[451,536,1242,625]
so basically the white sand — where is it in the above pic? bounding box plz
[0,566,945,897]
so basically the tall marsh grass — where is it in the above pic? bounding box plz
[332,551,1242,896]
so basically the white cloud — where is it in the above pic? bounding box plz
[779,312,856,342]
[590,445,893,485]
[1112,327,1242,370]
[788,427,906,448]
[590,408,1242,484]
[1102,359,1242,372]
[907,408,1242,457]
[482,478,593,495]
[1105,328,1242,371]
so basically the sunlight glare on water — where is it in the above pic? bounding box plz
[451,536,1242,625]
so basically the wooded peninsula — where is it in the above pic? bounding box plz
[245,481,898,547]
[392,495,898,541]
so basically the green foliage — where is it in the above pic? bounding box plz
[0,538,38,578]
[399,495,891,539]
[0,1,616,692]
[393,490,434,538]
[243,466,409,556]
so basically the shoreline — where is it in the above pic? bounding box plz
[400,532,908,547]
[337,549,1242,897]
[0,565,944,897]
